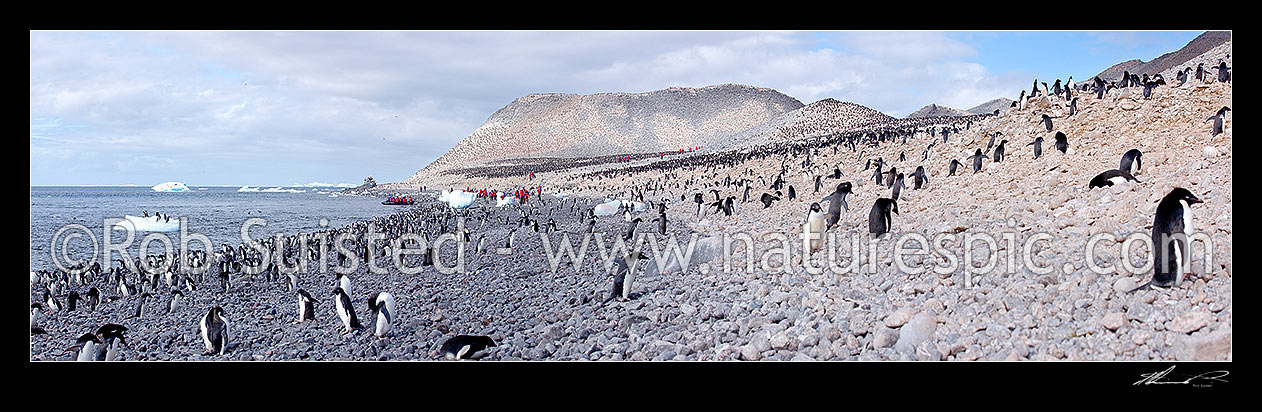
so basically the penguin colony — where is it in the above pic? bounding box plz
[32,44,1230,361]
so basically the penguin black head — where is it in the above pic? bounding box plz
[1163,187,1203,205]
[809,202,821,213]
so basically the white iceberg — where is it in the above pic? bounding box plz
[593,200,622,217]
[113,215,180,232]
[438,190,451,203]
[151,182,190,192]
[261,187,305,193]
[238,185,260,192]
[446,191,476,209]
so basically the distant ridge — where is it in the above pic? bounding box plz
[708,98,896,151]
[966,98,1015,115]
[904,103,971,119]
[406,84,802,182]
[1091,31,1231,81]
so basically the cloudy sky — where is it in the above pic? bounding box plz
[30,30,1204,186]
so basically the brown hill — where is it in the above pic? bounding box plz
[905,103,972,119]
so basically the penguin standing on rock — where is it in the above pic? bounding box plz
[760,191,781,209]
[1129,188,1204,292]
[912,166,929,189]
[366,292,396,338]
[199,306,230,356]
[623,217,642,241]
[804,202,826,253]
[441,335,497,360]
[824,182,851,231]
[868,198,899,238]
[1039,114,1056,132]
[296,289,317,323]
[967,149,989,173]
[653,203,667,235]
[1207,106,1230,137]
[1028,136,1044,159]
[1120,149,1143,175]
[1088,169,1141,188]
[333,287,362,334]
[96,323,128,361]
[993,140,1008,163]
[948,159,963,176]
[605,251,650,303]
[74,333,102,361]
[1053,132,1069,154]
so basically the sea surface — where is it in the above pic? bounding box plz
[29,186,411,272]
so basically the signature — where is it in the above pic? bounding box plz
[1135,365,1229,386]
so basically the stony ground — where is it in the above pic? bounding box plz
[33,59,1231,362]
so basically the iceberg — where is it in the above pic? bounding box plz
[446,191,476,209]
[496,194,520,207]
[151,182,190,192]
[238,185,260,192]
[261,187,305,193]
[593,200,622,217]
[113,215,180,232]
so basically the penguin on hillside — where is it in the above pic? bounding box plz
[1128,188,1204,292]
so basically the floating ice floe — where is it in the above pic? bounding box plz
[151,182,189,192]
[114,215,180,232]
[238,185,260,192]
[593,199,622,216]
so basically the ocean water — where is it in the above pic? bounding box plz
[29,186,410,272]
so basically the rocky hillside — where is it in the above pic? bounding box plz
[707,98,896,152]
[404,84,803,184]
[905,103,972,119]
[1091,31,1231,81]
[967,98,1016,115]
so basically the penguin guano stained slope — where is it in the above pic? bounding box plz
[405,84,804,183]
[708,98,896,151]
[1090,31,1231,82]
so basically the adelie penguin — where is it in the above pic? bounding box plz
[296,289,317,323]
[441,335,497,360]
[96,323,128,361]
[366,292,396,338]
[1039,114,1056,132]
[948,159,963,176]
[332,286,362,334]
[1120,149,1143,175]
[824,182,851,231]
[168,290,184,314]
[334,272,352,298]
[200,306,230,356]
[1053,132,1068,154]
[1028,136,1044,159]
[760,191,781,209]
[74,333,102,361]
[868,198,899,239]
[1088,169,1141,188]
[1207,106,1230,137]
[993,140,1008,163]
[804,202,826,253]
[623,217,642,241]
[890,173,906,201]
[1129,188,1204,292]
[967,149,989,173]
[605,251,650,303]
[912,166,928,189]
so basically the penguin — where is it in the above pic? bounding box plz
[168,290,184,314]
[912,166,928,189]
[1053,131,1068,154]
[1129,188,1204,292]
[332,286,362,334]
[787,185,796,201]
[1039,114,1055,132]
[605,251,650,302]
[804,202,826,253]
[694,193,705,218]
[132,292,151,319]
[1195,63,1205,83]
[948,159,962,176]
[67,291,81,312]
[623,217,642,241]
[967,149,988,173]
[890,173,906,201]
[993,140,1008,163]
[96,323,128,361]
[1207,106,1230,137]
[814,175,823,193]
[334,272,352,298]
[824,182,851,231]
[1120,149,1143,175]
[200,306,230,356]
[759,191,781,209]
[75,333,102,361]
[884,166,897,188]
[1215,60,1230,83]
[366,292,395,338]
[44,290,61,313]
[653,204,667,235]
[1088,169,1141,188]
[1069,97,1078,117]
[1176,67,1189,87]
[440,335,497,360]
[296,288,317,323]
[1017,90,1027,110]
[868,198,898,238]
[31,304,45,334]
